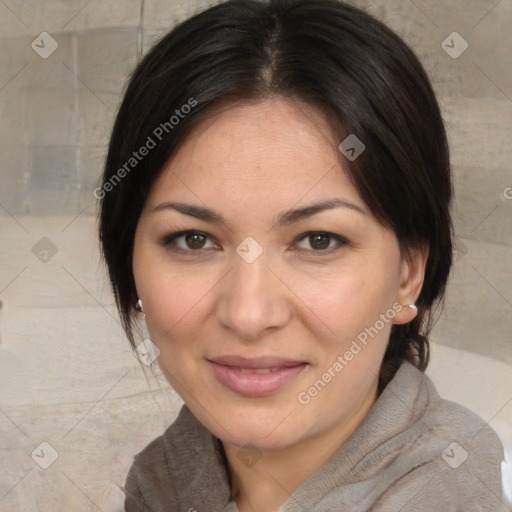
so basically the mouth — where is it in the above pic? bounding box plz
[207,356,308,396]
[207,354,306,369]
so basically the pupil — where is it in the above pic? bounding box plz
[187,233,205,249]
[312,234,329,250]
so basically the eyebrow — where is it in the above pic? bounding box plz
[150,197,367,230]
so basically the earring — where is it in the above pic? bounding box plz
[135,299,143,312]
[404,304,418,312]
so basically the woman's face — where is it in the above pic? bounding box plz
[132,97,425,451]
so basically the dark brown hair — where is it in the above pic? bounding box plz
[98,0,453,392]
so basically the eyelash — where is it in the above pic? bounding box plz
[159,230,349,256]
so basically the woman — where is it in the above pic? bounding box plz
[98,0,508,510]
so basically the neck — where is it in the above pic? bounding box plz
[223,383,378,512]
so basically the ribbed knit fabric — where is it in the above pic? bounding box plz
[123,360,511,511]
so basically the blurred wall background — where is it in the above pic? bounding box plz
[0,1,511,510]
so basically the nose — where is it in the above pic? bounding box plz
[216,248,291,340]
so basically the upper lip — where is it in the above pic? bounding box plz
[208,355,306,369]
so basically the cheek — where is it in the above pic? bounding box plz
[306,273,366,322]
[291,267,390,336]
[140,271,214,345]
[132,227,209,335]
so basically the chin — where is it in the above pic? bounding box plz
[213,412,304,450]
[222,431,297,453]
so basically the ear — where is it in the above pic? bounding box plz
[393,242,429,325]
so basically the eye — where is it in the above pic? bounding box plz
[294,231,348,253]
[160,230,348,256]
[160,230,217,253]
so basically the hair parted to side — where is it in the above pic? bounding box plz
[99,0,453,393]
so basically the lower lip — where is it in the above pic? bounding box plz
[208,361,307,397]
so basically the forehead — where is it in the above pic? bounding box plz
[145,97,363,212]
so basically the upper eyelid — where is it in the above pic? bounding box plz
[161,230,347,251]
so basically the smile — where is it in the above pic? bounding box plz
[208,361,307,396]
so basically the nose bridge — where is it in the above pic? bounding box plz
[234,243,271,294]
[231,234,273,292]
[217,241,290,338]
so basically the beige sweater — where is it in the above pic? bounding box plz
[123,361,511,511]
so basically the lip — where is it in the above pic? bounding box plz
[208,355,306,369]
[207,359,307,397]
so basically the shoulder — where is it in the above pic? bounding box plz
[123,433,179,512]
[420,366,505,474]
[375,363,508,510]
[121,404,228,511]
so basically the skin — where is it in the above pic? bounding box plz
[132,96,428,512]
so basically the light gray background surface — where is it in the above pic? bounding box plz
[0,1,511,510]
